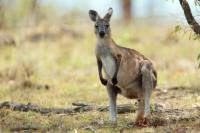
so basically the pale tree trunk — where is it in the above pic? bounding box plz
[0,0,5,28]
[27,0,38,26]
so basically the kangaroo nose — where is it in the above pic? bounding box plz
[99,31,105,38]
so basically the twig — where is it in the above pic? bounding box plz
[10,126,39,132]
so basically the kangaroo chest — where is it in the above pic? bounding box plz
[96,45,116,80]
[100,54,116,79]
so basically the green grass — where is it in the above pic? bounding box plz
[0,22,200,132]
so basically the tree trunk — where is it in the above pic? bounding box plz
[179,0,200,35]
[0,0,5,28]
[28,0,38,26]
[0,101,136,115]
[122,0,132,24]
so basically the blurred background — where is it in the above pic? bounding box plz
[0,0,200,105]
[0,0,200,131]
[0,0,200,107]
[1,0,200,28]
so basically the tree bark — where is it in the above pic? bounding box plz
[179,0,200,35]
[0,101,136,115]
[122,0,132,24]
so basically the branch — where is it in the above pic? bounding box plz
[179,0,200,35]
[1,86,199,115]
[10,126,39,132]
[0,101,136,115]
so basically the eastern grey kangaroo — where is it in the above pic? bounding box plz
[89,8,157,126]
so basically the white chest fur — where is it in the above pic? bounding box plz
[96,43,117,80]
[100,54,116,79]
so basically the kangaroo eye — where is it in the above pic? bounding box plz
[106,25,109,28]
[95,25,98,28]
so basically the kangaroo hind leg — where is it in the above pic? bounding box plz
[107,83,118,123]
[135,61,155,126]
[140,61,155,118]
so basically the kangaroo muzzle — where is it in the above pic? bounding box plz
[99,31,105,38]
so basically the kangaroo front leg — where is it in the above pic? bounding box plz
[107,83,118,123]
[96,57,107,86]
[112,54,121,85]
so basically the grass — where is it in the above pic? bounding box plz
[0,21,200,132]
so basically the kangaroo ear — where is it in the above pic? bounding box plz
[89,10,99,22]
[104,8,113,21]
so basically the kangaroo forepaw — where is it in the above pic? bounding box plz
[101,78,108,86]
[112,77,118,85]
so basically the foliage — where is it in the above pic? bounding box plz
[195,0,200,6]
[173,25,182,33]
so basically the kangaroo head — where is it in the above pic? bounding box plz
[89,8,113,39]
